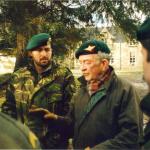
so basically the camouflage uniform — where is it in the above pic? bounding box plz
[2,61,75,149]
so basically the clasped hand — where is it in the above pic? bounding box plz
[29,105,58,120]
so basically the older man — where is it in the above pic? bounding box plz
[137,18,150,148]
[2,33,76,149]
[72,39,142,149]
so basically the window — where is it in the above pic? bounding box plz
[130,52,135,66]
[110,56,114,64]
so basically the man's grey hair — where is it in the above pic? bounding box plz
[97,51,112,61]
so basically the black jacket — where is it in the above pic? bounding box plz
[140,93,150,149]
[73,70,143,149]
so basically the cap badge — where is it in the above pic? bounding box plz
[47,37,51,45]
[84,45,95,52]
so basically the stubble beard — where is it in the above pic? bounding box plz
[35,60,51,69]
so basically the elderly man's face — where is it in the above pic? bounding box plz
[29,45,52,68]
[79,54,108,81]
[141,45,150,85]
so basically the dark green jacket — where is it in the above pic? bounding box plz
[73,69,143,149]
[140,93,150,149]
[2,61,76,149]
[143,122,150,149]
[0,112,41,149]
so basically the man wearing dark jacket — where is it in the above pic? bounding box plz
[72,39,143,149]
[137,17,150,149]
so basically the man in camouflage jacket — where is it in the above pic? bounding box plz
[1,33,76,149]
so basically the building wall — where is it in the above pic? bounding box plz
[110,42,143,72]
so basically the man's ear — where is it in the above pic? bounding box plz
[100,59,109,71]
[101,59,109,67]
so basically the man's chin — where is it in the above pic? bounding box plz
[40,63,49,68]
[84,76,91,81]
[39,61,50,68]
[40,60,49,64]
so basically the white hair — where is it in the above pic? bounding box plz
[97,51,112,61]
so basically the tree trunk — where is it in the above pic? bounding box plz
[16,33,26,53]
[14,33,28,71]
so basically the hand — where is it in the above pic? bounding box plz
[29,105,58,120]
[29,106,49,115]
[85,147,90,150]
[44,112,58,120]
[29,105,49,117]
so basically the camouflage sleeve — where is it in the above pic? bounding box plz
[57,68,76,138]
[55,68,76,124]
[62,68,76,115]
[1,79,17,119]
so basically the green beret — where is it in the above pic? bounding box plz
[137,18,150,41]
[75,39,110,59]
[140,93,150,116]
[25,33,51,51]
